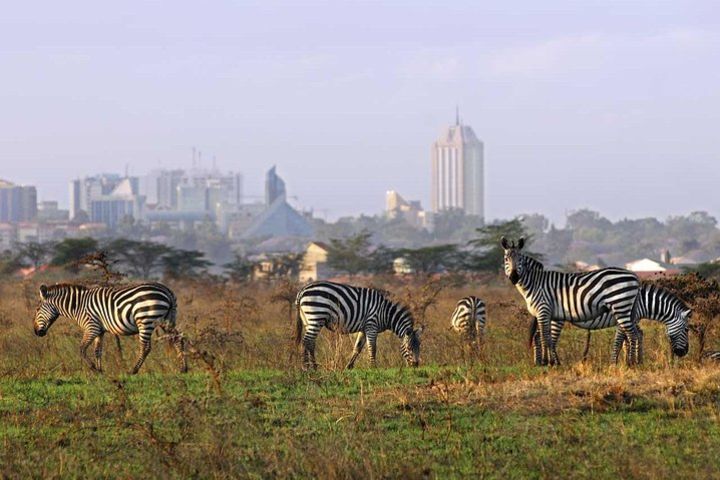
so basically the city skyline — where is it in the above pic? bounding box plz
[1,2,718,224]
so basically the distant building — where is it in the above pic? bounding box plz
[0,179,37,223]
[235,167,313,240]
[299,241,337,282]
[88,178,145,229]
[37,201,69,222]
[625,258,681,277]
[69,174,135,221]
[265,166,286,206]
[154,169,185,209]
[431,109,484,219]
[240,197,314,239]
[385,190,433,230]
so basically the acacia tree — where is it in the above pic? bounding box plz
[466,219,536,272]
[224,254,255,283]
[51,238,99,273]
[394,244,460,275]
[161,248,211,279]
[106,239,171,278]
[14,241,55,269]
[326,231,375,277]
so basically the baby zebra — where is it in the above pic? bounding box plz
[33,282,187,374]
[450,296,486,347]
[295,280,422,370]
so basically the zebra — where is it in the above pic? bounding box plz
[450,296,486,350]
[529,282,691,363]
[294,281,422,370]
[501,237,642,365]
[33,282,187,374]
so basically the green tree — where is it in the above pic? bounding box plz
[14,241,55,269]
[224,254,256,283]
[106,239,171,278]
[326,230,375,277]
[395,244,460,275]
[51,238,99,272]
[161,248,211,279]
[0,249,24,276]
[265,253,304,279]
[466,219,534,272]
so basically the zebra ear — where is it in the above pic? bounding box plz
[39,284,48,299]
[517,237,525,250]
[500,236,510,250]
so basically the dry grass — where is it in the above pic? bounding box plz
[2,275,720,478]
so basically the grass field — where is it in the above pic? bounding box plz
[1,277,719,478]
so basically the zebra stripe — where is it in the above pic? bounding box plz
[294,281,422,370]
[531,283,691,363]
[502,237,642,365]
[33,282,187,374]
[450,296,486,341]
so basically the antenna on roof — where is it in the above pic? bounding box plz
[455,105,460,126]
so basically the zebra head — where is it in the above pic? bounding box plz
[34,285,60,337]
[400,326,423,367]
[667,307,691,357]
[501,236,526,285]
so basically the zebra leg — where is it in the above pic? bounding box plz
[549,319,563,366]
[131,326,154,375]
[346,332,366,370]
[167,327,188,373]
[618,322,640,366]
[611,328,626,364]
[114,335,124,360]
[530,318,545,366]
[366,329,378,368]
[93,334,104,372]
[537,311,557,366]
[80,329,101,372]
[301,320,321,370]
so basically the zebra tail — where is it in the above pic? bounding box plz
[294,306,303,345]
[528,317,538,349]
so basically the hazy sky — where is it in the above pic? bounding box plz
[1,1,718,224]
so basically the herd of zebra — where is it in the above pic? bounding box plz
[31,237,692,373]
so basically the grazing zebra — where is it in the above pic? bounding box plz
[33,282,187,374]
[502,237,642,365]
[529,282,691,363]
[294,281,422,370]
[450,296,486,347]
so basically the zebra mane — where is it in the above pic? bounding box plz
[643,283,690,313]
[521,253,544,272]
[43,283,89,297]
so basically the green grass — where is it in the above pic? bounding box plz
[2,366,720,479]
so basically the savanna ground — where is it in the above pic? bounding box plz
[1,275,720,479]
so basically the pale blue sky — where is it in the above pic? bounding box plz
[1,1,718,223]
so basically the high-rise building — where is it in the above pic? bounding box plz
[154,169,185,209]
[69,174,124,221]
[69,174,144,227]
[265,166,286,206]
[0,179,37,223]
[430,110,484,219]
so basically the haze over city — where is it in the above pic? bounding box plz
[1,1,718,223]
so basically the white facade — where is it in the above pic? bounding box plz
[431,118,484,218]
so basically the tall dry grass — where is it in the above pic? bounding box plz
[0,273,714,379]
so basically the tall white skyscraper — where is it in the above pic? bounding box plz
[431,110,484,219]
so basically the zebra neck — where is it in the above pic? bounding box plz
[52,288,87,320]
[515,268,542,297]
